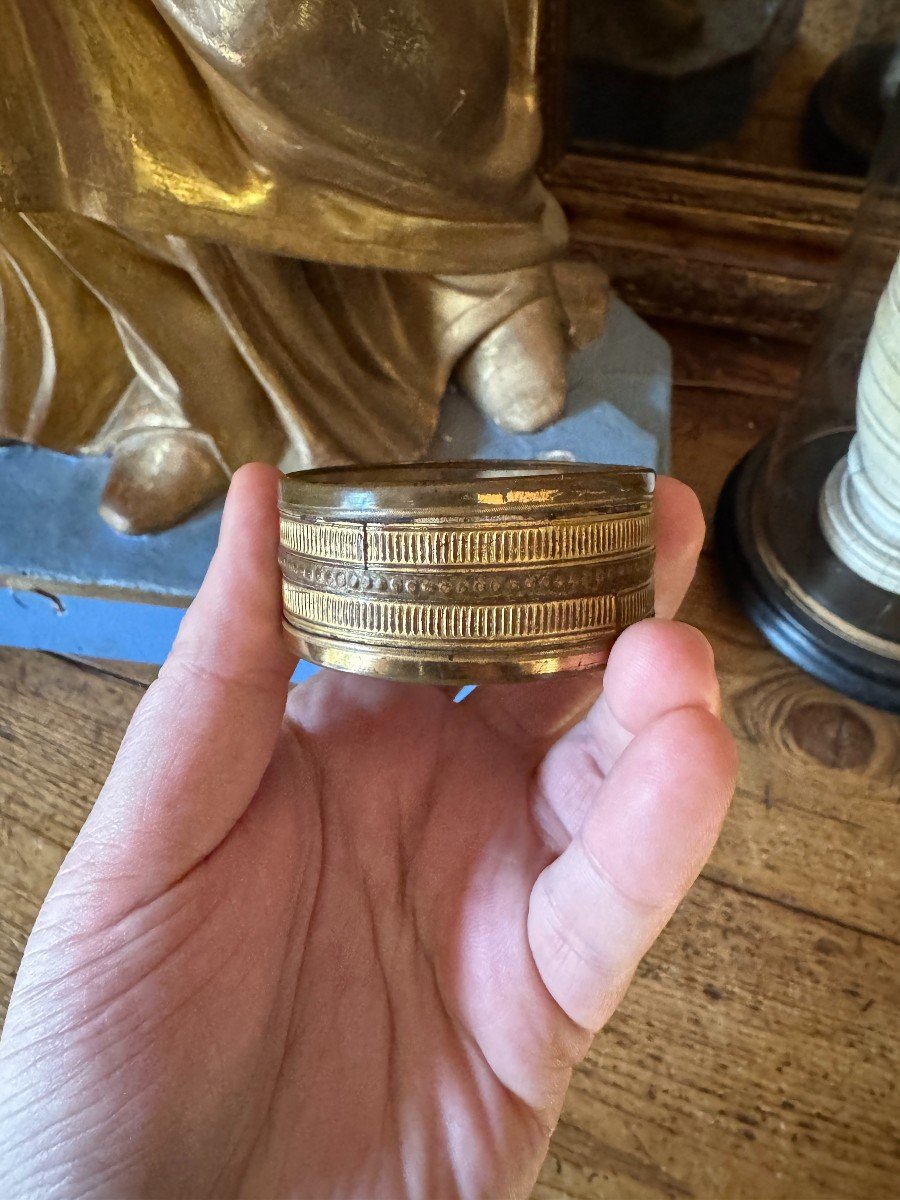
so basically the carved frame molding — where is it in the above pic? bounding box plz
[538,0,863,340]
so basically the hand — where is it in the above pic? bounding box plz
[0,466,737,1199]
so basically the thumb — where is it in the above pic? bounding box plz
[71,464,296,912]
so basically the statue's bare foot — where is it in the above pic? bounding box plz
[100,430,229,535]
[449,260,612,435]
[455,294,570,434]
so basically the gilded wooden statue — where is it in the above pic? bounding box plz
[0,1,571,532]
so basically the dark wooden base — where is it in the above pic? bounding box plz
[715,439,900,714]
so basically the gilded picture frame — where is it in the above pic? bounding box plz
[538,0,862,340]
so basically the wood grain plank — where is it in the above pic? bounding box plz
[657,327,900,944]
[537,877,898,1200]
[0,649,144,1020]
[658,320,807,398]
[60,655,160,688]
[691,563,900,942]
[0,648,143,851]
[0,818,67,1021]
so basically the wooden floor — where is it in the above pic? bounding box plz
[1,323,898,1198]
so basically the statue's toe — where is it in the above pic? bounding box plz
[99,430,229,535]
[455,297,568,435]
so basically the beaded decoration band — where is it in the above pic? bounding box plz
[278,462,655,685]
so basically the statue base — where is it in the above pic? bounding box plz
[0,298,671,678]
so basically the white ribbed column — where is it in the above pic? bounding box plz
[820,253,900,594]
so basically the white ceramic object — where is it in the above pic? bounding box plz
[821,254,900,595]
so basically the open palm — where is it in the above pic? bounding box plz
[0,467,736,1200]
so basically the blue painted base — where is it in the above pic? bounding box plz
[0,589,318,683]
[0,298,671,673]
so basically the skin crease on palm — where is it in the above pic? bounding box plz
[0,465,737,1200]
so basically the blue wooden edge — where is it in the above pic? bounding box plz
[0,588,478,695]
[0,588,319,685]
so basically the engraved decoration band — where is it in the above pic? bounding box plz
[278,463,656,685]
